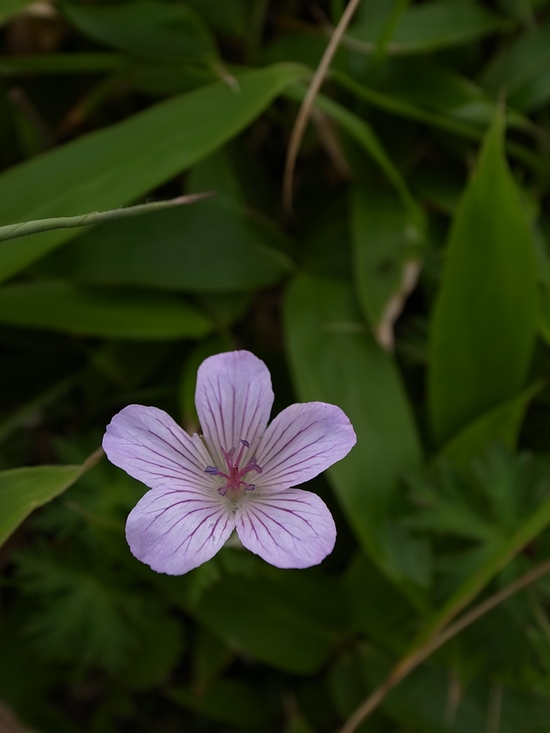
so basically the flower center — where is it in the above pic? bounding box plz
[204,439,263,498]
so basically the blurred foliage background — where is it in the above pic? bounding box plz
[2,0,550,731]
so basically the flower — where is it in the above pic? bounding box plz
[102,350,356,575]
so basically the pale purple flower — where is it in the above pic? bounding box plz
[102,350,356,575]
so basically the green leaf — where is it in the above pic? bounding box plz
[0,281,212,339]
[416,486,550,647]
[482,18,550,112]
[191,626,232,692]
[17,551,154,673]
[0,450,100,547]
[0,62,308,281]
[346,645,550,733]
[344,553,418,653]
[537,280,550,345]
[63,0,218,61]
[350,184,424,349]
[306,91,420,216]
[121,612,185,690]
[284,274,425,584]
[33,198,293,293]
[350,1,508,55]
[190,567,347,674]
[428,113,538,447]
[342,58,530,130]
[0,0,34,24]
[332,67,541,174]
[169,679,270,730]
[440,382,544,470]
[0,52,124,75]
[186,0,248,38]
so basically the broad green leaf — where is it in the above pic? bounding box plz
[33,195,293,293]
[349,1,508,55]
[428,114,538,447]
[350,184,424,349]
[129,59,215,96]
[187,148,246,205]
[440,382,544,470]
[0,62,308,281]
[190,568,347,674]
[284,274,425,584]
[0,281,212,339]
[63,0,218,62]
[0,449,101,547]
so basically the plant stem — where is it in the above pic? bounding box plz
[282,0,363,211]
[340,556,550,733]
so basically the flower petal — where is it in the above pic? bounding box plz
[235,489,336,569]
[255,402,356,492]
[126,488,235,574]
[103,404,216,493]
[195,351,274,467]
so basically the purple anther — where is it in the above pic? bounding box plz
[205,466,219,475]
[241,439,250,448]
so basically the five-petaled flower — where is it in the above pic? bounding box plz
[102,350,356,575]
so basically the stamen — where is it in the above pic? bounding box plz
[206,438,263,498]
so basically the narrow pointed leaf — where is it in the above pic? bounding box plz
[284,274,424,583]
[350,1,508,55]
[428,113,538,446]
